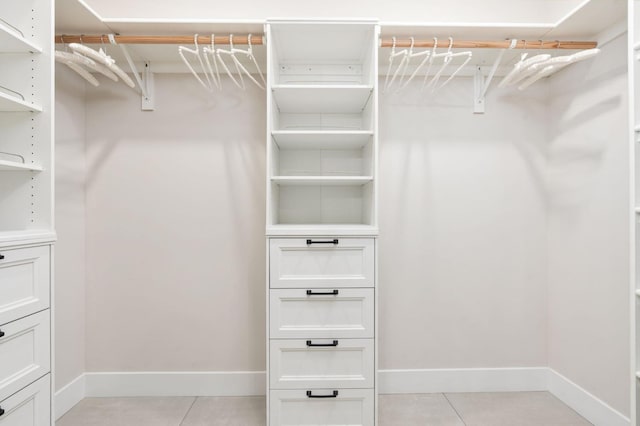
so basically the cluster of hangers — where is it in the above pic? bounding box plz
[498,41,600,90]
[179,34,266,91]
[384,36,600,93]
[55,35,135,88]
[384,36,472,92]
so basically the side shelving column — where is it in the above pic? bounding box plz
[0,0,54,425]
[266,20,379,425]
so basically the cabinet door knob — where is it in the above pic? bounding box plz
[0,407,4,416]
[306,340,338,347]
[307,390,338,398]
[0,330,4,338]
[306,239,338,245]
[0,254,4,260]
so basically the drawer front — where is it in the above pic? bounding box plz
[270,338,373,389]
[0,374,50,426]
[270,388,374,426]
[0,310,50,402]
[0,245,50,326]
[270,238,374,288]
[270,288,374,339]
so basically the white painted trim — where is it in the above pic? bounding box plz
[378,367,548,394]
[53,368,631,426]
[54,374,85,420]
[84,371,266,397]
[548,369,630,426]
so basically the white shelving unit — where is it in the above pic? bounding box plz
[0,1,54,425]
[266,20,379,425]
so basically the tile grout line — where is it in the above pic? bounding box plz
[443,393,468,426]
[178,396,199,426]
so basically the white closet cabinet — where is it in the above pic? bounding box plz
[0,0,54,424]
[266,20,379,425]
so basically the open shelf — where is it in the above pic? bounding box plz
[0,91,42,112]
[271,176,373,186]
[0,159,42,171]
[272,85,373,113]
[272,130,373,149]
[0,22,42,53]
[266,223,378,237]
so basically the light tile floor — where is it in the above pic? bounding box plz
[56,392,592,426]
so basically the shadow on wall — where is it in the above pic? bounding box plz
[543,53,625,212]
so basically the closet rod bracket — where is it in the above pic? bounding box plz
[473,67,485,114]
[141,62,155,111]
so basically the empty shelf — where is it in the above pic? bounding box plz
[272,85,373,113]
[0,22,42,53]
[0,91,42,112]
[271,176,373,186]
[0,159,42,171]
[267,223,379,236]
[272,130,373,149]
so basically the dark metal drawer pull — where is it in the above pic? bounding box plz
[0,330,4,338]
[0,406,4,416]
[0,254,4,260]
[306,340,338,347]
[306,239,338,245]
[307,390,338,398]
[306,290,339,296]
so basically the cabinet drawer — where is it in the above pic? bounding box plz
[0,245,50,326]
[0,374,50,426]
[270,288,374,338]
[270,238,374,288]
[270,338,373,389]
[270,388,374,426]
[0,310,50,402]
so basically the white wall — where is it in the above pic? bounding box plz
[54,65,87,390]
[378,80,548,369]
[546,34,630,415]
[84,75,266,371]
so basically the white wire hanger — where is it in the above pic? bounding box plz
[398,37,433,90]
[424,37,472,92]
[517,47,600,90]
[179,34,215,91]
[383,37,410,91]
[202,34,222,90]
[216,34,266,90]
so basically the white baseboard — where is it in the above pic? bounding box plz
[84,371,266,397]
[378,367,549,394]
[54,373,86,420]
[53,368,631,426]
[548,369,630,426]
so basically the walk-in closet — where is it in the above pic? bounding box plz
[0,0,637,425]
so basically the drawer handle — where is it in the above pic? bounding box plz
[0,254,4,260]
[307,390,339,398]
[0,330,4,338]
[0,406,4,416]
[306,340,338,347]
[306,239,338,245]
[306,290,339,296]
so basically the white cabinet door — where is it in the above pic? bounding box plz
[0,310,50,401]
[270,288,374,338]
[0,245,50,326]
[270,338,373,389]
[0,374,50,426]
[270,238,374,288]
[270,388,374,426]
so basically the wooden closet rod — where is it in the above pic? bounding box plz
[379,38,597,49]
[54,34,597,50]
[55,34,265,45]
